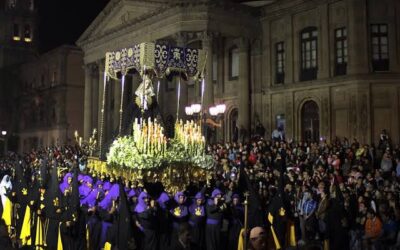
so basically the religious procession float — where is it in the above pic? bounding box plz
[82,42,214,193]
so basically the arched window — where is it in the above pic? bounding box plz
[300,27,318,81]
[24,24,32,42]
[229,46,239,80]
[13,23,20,41]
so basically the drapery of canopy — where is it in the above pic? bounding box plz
[105,42,207,80]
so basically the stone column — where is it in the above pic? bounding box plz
[91,64,99,131]
[318,3,330,78]
[175,32,188,120]
[238,37,250,140]
[97,59,107,157]
[97,60,105,135]
[113,79,122,133]
[83,64,92,139]
[217,36,225,95]
[202,32,214,110]
[347,0,369,74]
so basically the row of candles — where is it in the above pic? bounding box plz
[132,118,167,155]
[174,119,206,156]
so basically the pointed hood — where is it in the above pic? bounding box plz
[157,192,170,209]
[14,161,28,204]
[98,183,119,211]
[44,161,62,218]
[238,164,264,228]
[116,183,134,249]
[135,191,149,213]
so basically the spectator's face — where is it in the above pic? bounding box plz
[178,195,185,204]
[250,230,267,250]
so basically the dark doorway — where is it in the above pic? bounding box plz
[301,101,319,142]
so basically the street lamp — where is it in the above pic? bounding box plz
[207,103,226,142]
[209,104,226,117]
[185,103,202,119]
[0,130,7,156]
[185,106,193,116]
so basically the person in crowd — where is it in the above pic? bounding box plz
[363,208,383,249]
[248,226,267,250]
[170,191,189,247]
[134,191,158,250]
[205,189,226,250]
[0,131,399,250]
[170,222,192,250]
[188,192,206,250]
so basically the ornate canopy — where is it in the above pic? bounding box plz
[105,42,207,80]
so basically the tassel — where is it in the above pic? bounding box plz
[271,225,281,250]
[288,221,296,247]
[57,222,63,250]
[324,239,330,250]
[19,205,31,246]
[267,213,281,250]
[104,242,112,250]
[1,195,12,234]
[35,217,44,249]
[86,224,90,250]
[237,228,245,250]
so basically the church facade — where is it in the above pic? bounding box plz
[0,0,37,151]
[77,0,400,145]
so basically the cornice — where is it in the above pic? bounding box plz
[260,0,340,21]
[78,0,260,50]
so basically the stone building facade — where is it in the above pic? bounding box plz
[18,45,85,152]
[77,0,400,146]
[0,0,37,150]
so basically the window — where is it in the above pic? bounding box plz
[212,53,217,83]
[51,71,57,86]
[300,27,318,81]
[275,42,285,84]
[24,24,32,42]
[334,27,347,76]
[371,24,389,71]
[229,46,239,80]
[13,23,20,41]
[9,0,16,9]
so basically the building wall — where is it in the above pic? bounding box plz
[0,0,37,147]
[261,0,400,144]
[18,45,85,152]
[78,0,400,149]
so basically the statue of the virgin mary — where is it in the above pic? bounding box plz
[134,74,155,111]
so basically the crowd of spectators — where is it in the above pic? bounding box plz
[0,129,399,249]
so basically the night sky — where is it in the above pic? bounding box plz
[37,0,110,53]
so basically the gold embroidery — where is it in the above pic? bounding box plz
[279,207,286,217]
[195,207,202,216]
[173,207,181,217]
[53,197,59,207]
